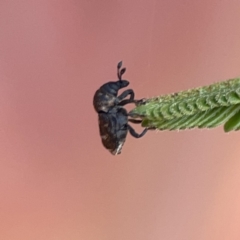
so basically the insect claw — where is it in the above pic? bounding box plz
[135,98,147,105]
[147,126,156,130]
[128,110,146,118]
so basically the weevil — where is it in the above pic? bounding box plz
[93,61,149,155]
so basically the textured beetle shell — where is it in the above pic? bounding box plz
[93,89,117,113]
[98,107,128,155]
[93,80,129,113]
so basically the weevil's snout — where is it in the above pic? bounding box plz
[119,79,129,88]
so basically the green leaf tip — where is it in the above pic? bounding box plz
[224,110,240,132]
[130,77,240,132]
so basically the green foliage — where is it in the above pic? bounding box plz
[129,78,240,132]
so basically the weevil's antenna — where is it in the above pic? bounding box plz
[117,61,126,81]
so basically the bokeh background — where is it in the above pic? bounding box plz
[1,1,240,239]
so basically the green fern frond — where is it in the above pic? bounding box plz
[129,77,240,132]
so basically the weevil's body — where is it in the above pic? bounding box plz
[93,62,149,155]
[98,107,128,155]
[93,80,129,113]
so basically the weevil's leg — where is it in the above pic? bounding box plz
[118,89,134,101]
[118,98,135,106]
[134,98,147,105]
[127,125,148,138]
[128,119,142,124]
[118,89,135,106]
[128,111,146,119]
[120,98,147,107]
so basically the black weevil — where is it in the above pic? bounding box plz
[93,61,149,155]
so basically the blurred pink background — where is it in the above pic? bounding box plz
[1,1,240,239]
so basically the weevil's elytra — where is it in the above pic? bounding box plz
[93,61,150,155]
